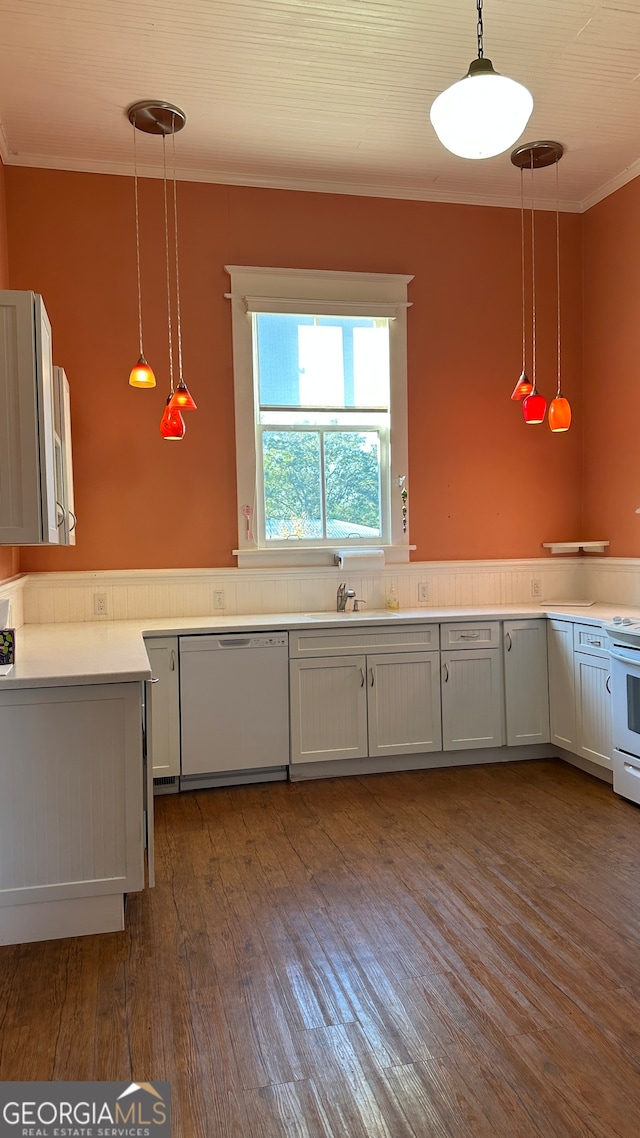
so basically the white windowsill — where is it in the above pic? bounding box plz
[233,545,416,569]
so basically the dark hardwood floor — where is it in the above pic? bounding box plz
[2,758,640,1136]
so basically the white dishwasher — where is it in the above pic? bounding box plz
[179,632,289,789]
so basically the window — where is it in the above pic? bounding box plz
[226,267,413,567]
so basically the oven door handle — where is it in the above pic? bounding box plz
[609,648,640,666]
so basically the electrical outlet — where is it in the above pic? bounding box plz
[418,581,429,603]
[531,578,542,599]
[93,592,108,616]
[213,589,225,610]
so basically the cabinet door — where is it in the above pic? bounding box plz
[503,620,550,746]
[367,651,442,757]
[441,648,504,750]
[0,290,58,544]
[547,619,576,751]
[145,637,181,778]
[290,655,368,763]
[53,366,76,545]
[575,651,612,769]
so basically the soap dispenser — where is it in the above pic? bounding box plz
[385,583,400,611]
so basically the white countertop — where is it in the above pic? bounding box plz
[0,602,636,690]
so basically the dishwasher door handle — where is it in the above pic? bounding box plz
[218,638,252,648]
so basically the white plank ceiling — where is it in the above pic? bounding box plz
[1,0,640,210]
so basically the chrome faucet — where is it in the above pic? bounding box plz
[336,583,356,611]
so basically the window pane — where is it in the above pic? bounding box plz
[262,431,323,540]
[298,325,344,405]
[255,313,389,410]
[325,432,381,538]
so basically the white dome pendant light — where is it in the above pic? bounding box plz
[430,0,533,160]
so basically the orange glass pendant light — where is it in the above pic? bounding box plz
[128,113,156,389]
[166,131,197,414]
[129,354,156,388]
[511,371,532,401]
[548,155,571,433]
[169,379,197,411]
[160,395,185,440]
[127,100,189,436]
[510,141,564,428]
[511,166,531,401]
[522,387,547,424]
[548,394,571,432]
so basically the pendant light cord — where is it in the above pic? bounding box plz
[171,130,184,385]
[162,133,175,395]
[476,0,484,58]
[520,168,526,374]
[530,155,536,389]
[132,121,144,357]
[556,159,561,397]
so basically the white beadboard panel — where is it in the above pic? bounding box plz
[16,556,625,623]
[2,0,640,211]
[0,693,126,891]
[0,575,26,630]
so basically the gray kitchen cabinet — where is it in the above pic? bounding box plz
[0,289,60,544]
[0,680,148,945]
[52,365,77,545]
[145,636,181,780]
[547,619,577,750]
[547,619,611,770]
[289,624,442,765]
[440,622,504,750]
[503,619,550,746]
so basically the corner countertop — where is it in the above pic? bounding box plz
[0,603,636,691]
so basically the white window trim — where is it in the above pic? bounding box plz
[225,266,414,568]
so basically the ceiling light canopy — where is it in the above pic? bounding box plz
[430,1,533,160]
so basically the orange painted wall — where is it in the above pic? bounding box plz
[583,177,640,555]
[0,157,20,582]
[5,166,583,571]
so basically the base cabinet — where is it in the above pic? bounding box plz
[548,619,611,770]
[503,619,550,746]
[441,647,504,750]
[547,620,577,750]
[575,652,612,768]
[0,681,148,945]
[289,650,442,763]
[145,636,180,778]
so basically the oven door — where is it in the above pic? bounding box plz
[609,644,640,758]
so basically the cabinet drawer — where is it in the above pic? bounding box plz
[573,623,608,657]
[440,622,500,650]
[289,623,439,659]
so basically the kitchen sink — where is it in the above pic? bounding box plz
[302,610,402,619]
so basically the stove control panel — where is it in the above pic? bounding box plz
[604,617,640,646]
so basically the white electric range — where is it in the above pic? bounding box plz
[604,617,640,805]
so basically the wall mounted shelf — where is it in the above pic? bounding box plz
[542,541,610,555]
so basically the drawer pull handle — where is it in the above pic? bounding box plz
[460,631,480,639]
[505,632,512,652]
[623,762,640,778]
[150,677,160,683]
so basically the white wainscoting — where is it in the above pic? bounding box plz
[14,557,586,624]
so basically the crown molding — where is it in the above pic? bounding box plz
[579,154,640,213]
[2,151,583,212]
[0,122,10,166]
